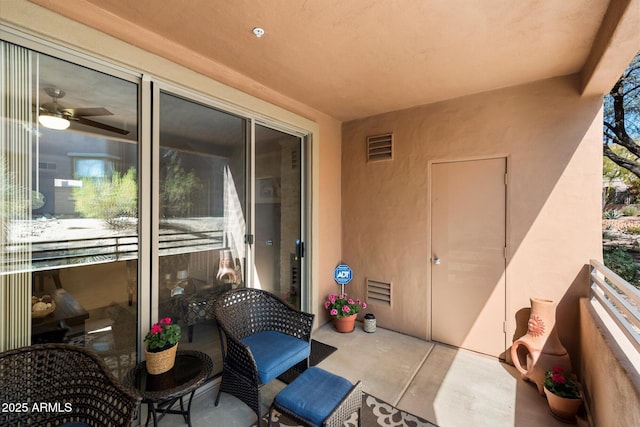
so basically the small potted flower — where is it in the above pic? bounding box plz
[324,292,366,333]
[543,366,582,423]
[144,317,181,375]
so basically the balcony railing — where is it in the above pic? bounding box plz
[1,228,225,274]
[589,258,640,352]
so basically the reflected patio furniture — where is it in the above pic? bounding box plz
[0,343,141,427]
[171,280,232,342]
[213,288,315,421]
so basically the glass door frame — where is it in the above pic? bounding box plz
[149,81,312,318]
[250,120,309,310]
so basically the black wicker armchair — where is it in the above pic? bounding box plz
[213,288,315,421]
[0,343,141,427]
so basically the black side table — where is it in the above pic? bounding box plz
[124,350,213,427]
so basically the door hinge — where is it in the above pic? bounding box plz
[504,172,508,185]
[245,234,254,245]
[504,246,508,259]
[503,321,507,333]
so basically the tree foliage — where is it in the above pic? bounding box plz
[603,51,640,178]
[72,168,138,229]
[161,151,201,218]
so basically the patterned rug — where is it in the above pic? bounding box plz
[254,392,437,427]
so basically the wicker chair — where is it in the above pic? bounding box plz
[0,343,141,427]
[213,288,315,421]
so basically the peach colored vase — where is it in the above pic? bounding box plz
[333,314,357,333]
[511,298,572,394]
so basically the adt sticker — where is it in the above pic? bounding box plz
[334,264,353,285]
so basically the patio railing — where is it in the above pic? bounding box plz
[589,258,640,352]
[1,228,225,274]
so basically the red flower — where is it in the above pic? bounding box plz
[553,366,564,374]
[552,373,566,384]
[150,324,163,334]
[160,317,172,325]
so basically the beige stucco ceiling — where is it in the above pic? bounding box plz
[25,0,640,122]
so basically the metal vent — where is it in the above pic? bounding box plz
[367,279,391,305]
[367,133,393,162]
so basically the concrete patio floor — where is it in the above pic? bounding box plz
[163,323,588,427]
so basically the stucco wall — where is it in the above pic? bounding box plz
[342,75,603,362]
[580,298,640,426]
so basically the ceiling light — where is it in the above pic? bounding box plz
[38,112,70,130]
[252,27,265,38]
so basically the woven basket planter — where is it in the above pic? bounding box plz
[145,343,178,375]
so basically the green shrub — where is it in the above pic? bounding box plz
[622,205,638,216]
[625,226,640,235]
[603,209,622,219]
[72,168,137,229]
[603,247,640,286]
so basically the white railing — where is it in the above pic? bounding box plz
[589,259,640,352]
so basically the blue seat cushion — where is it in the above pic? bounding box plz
[274,366,353,426]
[241,330,311,383]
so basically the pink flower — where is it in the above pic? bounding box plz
[348,298,355,305]
[328,294,336,303]
[324,301,330,309]
[160,317,171,325]
[362,302,367,309]
[150,324,163,334]
[342,306,351,313]
[330,309,338,316]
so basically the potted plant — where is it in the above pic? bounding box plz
[324,293,366,333]
[144,317,181,375]
[543,366,582,423]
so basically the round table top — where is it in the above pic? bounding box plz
[124,350,213,402]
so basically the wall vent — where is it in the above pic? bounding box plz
[366,279,391,305]
[367,133,393,162]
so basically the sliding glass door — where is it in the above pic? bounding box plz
[1,41,139,379]
[254,124,303,309]
[2,35,310,381]
[155,90,246,370]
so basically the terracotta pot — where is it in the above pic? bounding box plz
[145,343,178,375]
[333,314,357,333]
[544,386,582,423]
[510,298,572,394]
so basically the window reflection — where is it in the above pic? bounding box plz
[158,92,246,375]
[1,44,139,379]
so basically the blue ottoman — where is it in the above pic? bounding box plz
[269,367,362,427]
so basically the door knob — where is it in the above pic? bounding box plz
[433,257,441,265]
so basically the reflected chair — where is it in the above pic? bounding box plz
[213,288,315,421]
[0,343,141,427]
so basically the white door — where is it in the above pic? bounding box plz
[431,158,506,358]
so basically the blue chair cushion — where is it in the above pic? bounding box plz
[241,330,311,383]
[274,366,353,426]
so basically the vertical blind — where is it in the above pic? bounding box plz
[0,41,33,351]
